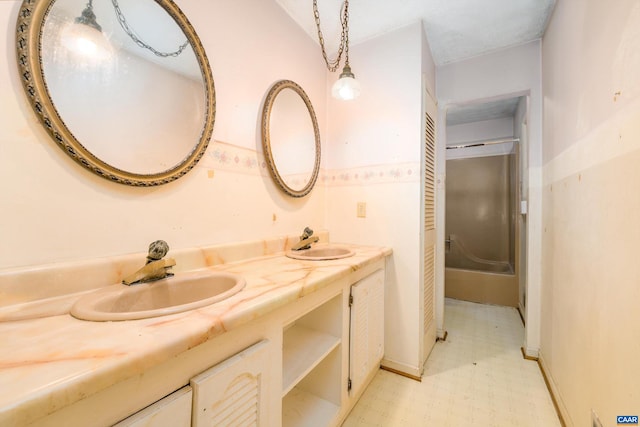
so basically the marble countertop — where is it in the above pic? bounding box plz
[0,244,391,425]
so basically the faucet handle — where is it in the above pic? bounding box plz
[147,240,170,263]
[300,227,314,240]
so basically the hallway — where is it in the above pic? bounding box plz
[343,299,560,426]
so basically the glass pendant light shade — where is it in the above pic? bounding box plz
[61,1,112,61]
[331,64,361,101]
[61,23,112,60]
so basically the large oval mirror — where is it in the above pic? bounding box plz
[261,80,320,198]
[16,0,215,186]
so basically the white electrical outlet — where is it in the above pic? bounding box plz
[357,202,366,218]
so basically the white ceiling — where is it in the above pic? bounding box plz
[276,1,554,127]
[446,97,521,126]
[275,0,556,66]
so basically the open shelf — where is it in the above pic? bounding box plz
[281,293,343,426]
[282,325,341,396]
[282,387,339,427]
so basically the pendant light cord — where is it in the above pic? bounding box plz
[111,0,189,57]
[313,0,350,72]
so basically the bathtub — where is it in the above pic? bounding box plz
[445,266,518,307]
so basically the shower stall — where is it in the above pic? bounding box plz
[444,143,520,307]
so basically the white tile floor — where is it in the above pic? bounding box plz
[342,298,561,426]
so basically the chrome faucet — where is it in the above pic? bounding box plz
[291,227,319,251]
[122,240,176,285]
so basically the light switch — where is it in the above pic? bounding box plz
[357,202,366,218]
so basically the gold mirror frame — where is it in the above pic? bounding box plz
[261,80,321,198]
[15,0,215,186]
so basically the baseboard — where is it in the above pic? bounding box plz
[380,365,422,382]
[535,351,572,426]
[380,359,422,382]
[522,346,539,359]
[520,346,538,361]
[517,305,525,326]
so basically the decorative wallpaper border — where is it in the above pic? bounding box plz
[321,163,421,185]
[198,140,271,177]
[197,140,421,185]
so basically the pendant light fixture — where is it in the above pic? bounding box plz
[63,0,188,60]
[61,0,112,60]
[75,0,102,32]
[313,0,361,101]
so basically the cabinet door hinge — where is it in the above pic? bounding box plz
[347,378,352,391]
[349,294,354,307]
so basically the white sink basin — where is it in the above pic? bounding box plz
[286,245,355,261]
[70,270,245,321]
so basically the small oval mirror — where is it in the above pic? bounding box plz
[261,80,320,198]
[16,0,215,186]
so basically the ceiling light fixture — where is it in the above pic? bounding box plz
[61,0,112,60]
[75,0,102,32]
[65,0,188,59]
[313,0,361,101]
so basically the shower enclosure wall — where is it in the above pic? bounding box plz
[445,152,519,307]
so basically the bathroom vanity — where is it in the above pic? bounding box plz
[9,2,391,425]
[0,234,390,426]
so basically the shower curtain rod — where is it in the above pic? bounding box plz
[446,137,520,150]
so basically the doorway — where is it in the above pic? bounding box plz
[444,96,527,309]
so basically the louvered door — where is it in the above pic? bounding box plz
[422,90,437,364]
[191,340,270,426]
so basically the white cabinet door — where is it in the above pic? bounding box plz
[113,386,192,427]
[349,269,384,396]
[190,340,270,427]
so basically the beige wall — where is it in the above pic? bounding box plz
[541,0,640,425]
[0,0,327,269]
